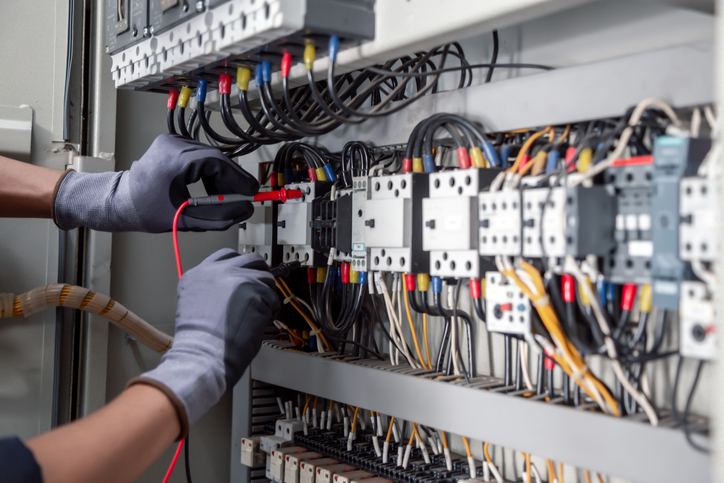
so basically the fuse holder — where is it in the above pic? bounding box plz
[218,74,232,95]
[167,90,180,109]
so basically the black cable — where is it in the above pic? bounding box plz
[672,357,709,453]
[364,62,554,78]
[485,31,499,83]
[185,435,193,483]
[177,106,191,138]
[167,109,177,135]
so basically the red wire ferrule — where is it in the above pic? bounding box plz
[565,147,577,172]
[457,147,471,169]
[281,53,292,78]
[402,158,413,174]
[269,171,278,187]
[307,268,316,284]
[561,274,575,303]
[218,74,232,95]
[544,350,555,370]
[621,284,637,311]
[308,168,317,181]
[404,274,416,292]
[469,279,482,299]
[167,90,180,109]
[341,263,350,284]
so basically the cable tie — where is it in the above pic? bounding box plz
[570,363,589,383]
[532,295,550,307]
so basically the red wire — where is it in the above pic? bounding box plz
[172,201,190,279]
[163,200,190,482]
[162,438,185,483]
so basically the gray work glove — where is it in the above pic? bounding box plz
[53,134,259,233]
[129,249,280,436]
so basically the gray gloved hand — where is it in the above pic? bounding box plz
[129,249,280,436]
[53,134,259,233]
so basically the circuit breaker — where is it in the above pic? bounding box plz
[485,271,531,335]
[277,182,331,267]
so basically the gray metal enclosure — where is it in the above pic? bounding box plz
[0,1,722,482]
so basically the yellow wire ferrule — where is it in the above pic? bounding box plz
[237,67,251,91]
[470,147,485,168]
[277,173,285,186]
[417,273,430,292]
[640,284,652,313]
[304,43,316,70]
[315,167,328,181]
[577,147,593,173]
[178,86,192,108]
[316,268,327,284]
[350,270,359,284]
[412,157,424,173]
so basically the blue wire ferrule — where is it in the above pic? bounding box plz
[196,80,208,103]
[326,268,336,285]
[284,168,294,184]
[328,35,340,63]
[481,141,500,167]
[255,65,263,88]
[597,279,607,307]
[261,61,272,83]
[431,276,442,294]
[336,267,343,290]
[423,154,436,173]
[323,164,337,182]
[546,149,560,174]
[358,272,368,285]
[606,281,615,303]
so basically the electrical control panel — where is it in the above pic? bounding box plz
[106,0,375,91]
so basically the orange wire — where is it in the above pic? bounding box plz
[386,417,396,443]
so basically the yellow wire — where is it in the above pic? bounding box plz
[423,314,431,369]
[303,394,311,416]
[555,125,571,144]
[313,396,319,409]
[350,406,360,432]
[462,437,471,457]
[525,454,531,483]
[584,470,592,483]
[275,279,332,351]
[441,431,448,450]
[483,442,491,464]
[385,417,396,443]
[596,473,605,483]
[558,463,563,482]
[545,460,557,482]
[408,423,418,445]
[509,126,552,173]
[404,284,427,368]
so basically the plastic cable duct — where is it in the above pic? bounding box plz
[0,284,172,353]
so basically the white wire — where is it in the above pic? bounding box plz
[691,259,717,290]
[564,256,659,425]
[519,342,535,391]
[447,286,461,376]
[691,108,702,138]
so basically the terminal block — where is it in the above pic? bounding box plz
[478,190,523,256]
[239,199,277,265]
[680,176,718,262]
[108,0,375,90]
[650,136,711,309]
[603,159,653,284]
[241,436,265,468]
[365,173,429,274]
[285,452,324,483]
[277,182,332,267]
[485,271,531,335]
[271,447,308,482]
[680,281,716,360]
[423,168,501,278]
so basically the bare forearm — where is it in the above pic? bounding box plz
[0,155,65,218]
[26,385,180,483]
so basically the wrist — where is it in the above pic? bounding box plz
[126,377,189,440]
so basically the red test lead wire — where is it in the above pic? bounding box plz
[165,200,190,482]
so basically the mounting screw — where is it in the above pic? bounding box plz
[364,219,375,228]
[196,0,205,12]
[425,220,435,229]
[105,46,110,53]
[143,27,149,37]
[132,25,138,37]
[149,26,155,34]
[277,220,286,228]
[240,222,247,230]
[182,1,189,11]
